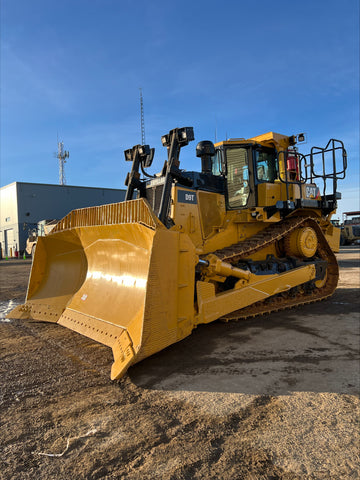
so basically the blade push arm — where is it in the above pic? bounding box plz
[158,127,194,225]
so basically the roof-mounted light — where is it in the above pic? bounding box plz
[124,148,133,161]
[161,134,170,146]
[178,126,194,145]
[297,133,306,143]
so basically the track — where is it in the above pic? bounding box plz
[202,216,339,321]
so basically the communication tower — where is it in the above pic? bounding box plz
[57,141,69,185]
[139,88,145,145]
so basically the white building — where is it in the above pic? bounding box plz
[0,182,126,257]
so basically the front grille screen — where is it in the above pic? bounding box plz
[145,184,164,217]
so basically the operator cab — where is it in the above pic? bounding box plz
[200,140,280,210]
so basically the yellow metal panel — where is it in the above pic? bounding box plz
[214,132,291,151]
[171,186,203,246]
[196,264,316,324]
[249,132,291,151]
[323,223,341,253]
[24,232,87,320]
[58,223,155,348]
[198,191,225,239]
[136,229,196,364]
[257,183,282,206]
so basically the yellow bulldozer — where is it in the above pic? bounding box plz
[8,127,347,380]
[340,211,360,245]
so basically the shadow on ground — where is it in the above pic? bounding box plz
[129,287,360,396]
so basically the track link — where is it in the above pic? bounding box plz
[201,216,339,321]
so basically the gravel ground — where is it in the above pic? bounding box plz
[0,247,359,479]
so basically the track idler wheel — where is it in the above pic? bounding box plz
[285,227,318,258]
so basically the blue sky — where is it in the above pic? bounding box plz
[1,0,359,219]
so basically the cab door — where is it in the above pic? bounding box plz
[224,145,256,210]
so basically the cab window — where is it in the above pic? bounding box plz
[212,149,223,176]
[255,149,278,182]
[226,147,249,208]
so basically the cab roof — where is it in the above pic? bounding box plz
[215,132,293,151]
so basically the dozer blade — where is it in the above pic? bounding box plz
[8,199,197,380]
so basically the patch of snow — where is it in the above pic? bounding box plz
[0,300,20,322]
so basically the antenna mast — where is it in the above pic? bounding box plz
[57,141,69,185]
[139,88,145,145]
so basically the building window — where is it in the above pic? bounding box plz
[5,217,10,222]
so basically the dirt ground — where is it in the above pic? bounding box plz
[0,247,359,480]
